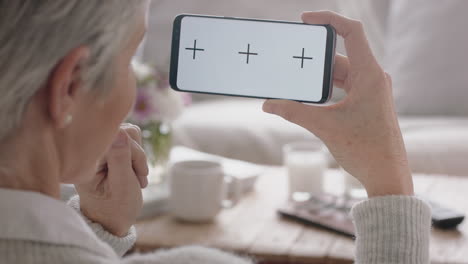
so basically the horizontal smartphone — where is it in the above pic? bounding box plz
[170,14,336,104]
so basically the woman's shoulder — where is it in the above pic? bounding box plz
[0,189,116,259]
[0,238,119,264]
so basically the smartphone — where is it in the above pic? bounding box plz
[170,14,336,104]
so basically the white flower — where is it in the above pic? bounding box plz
[152,88,185,122]
[128,60,189,124]
[132,60,154,81]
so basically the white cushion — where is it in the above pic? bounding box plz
[173,99,317,165]
[402,119,468,176]
[384,0,468,116]
[174,99,468,176]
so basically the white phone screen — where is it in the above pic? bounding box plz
[174,16,331,102]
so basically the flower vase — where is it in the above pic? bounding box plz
[143,122,172,185]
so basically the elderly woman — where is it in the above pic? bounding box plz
[0,1,430,264]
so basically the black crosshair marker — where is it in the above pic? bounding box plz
[185,39,205,60]
[293,48,313,68]
[238,44,259,64]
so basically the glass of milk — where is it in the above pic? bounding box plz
[283,141,328,199]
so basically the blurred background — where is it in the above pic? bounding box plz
[135,0,468,177]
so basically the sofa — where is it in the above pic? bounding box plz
[141,0,468,176]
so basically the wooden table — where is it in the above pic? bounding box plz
[135,168,468,264]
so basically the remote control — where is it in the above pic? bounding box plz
[278,194,465,238]
[418,196,465,229]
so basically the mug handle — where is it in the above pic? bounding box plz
[221,175,242,209]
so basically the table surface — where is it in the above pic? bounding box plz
[135,167,468,264]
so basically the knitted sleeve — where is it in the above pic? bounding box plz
[351,195,432,264]
[67,196,136,257]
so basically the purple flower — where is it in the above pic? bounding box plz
[131,88,159,125]
[131,59,188,123]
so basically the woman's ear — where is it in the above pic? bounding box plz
[47,46,90,128]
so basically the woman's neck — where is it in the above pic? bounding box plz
[0,131,61,199]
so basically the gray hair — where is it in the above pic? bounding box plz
[0,0,147,140]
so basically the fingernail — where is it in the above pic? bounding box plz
[112,132,128,148]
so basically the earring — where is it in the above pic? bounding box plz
[64,115,73,126]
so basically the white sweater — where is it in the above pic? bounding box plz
[0,188,431,264]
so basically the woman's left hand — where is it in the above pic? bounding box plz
[75,124,149,237]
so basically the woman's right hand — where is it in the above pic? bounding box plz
[263,11,414,198]
[75,124,148,237]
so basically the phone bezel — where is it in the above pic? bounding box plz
[169,14,336,104]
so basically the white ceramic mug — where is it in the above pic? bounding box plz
[169,160,239,222]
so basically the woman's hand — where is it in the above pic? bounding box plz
[263,11,414,198]
[75,124,149,237]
